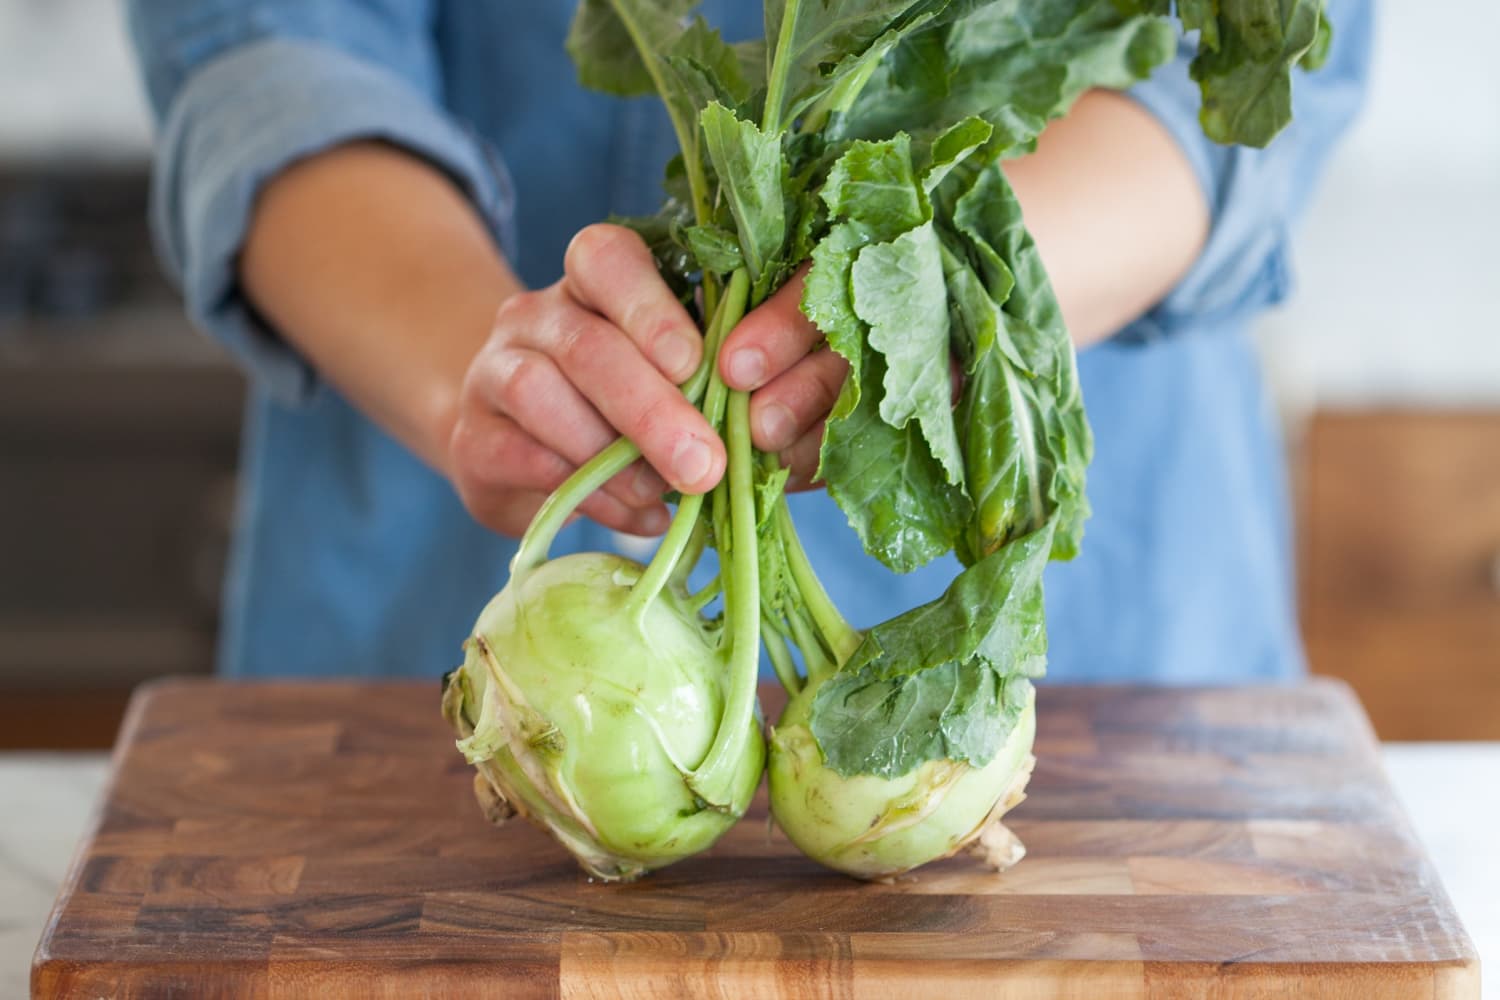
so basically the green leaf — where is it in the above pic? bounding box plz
[919,116,993,192]
[801,222,868,423]
[851,221,963,484]
[938,232,1003,373]
[807,660,1026,777]
[808,526,1051,776]
[820,351,970,573]
[947,161,1092,561]
[684,224,744,274]
[1299,10,1332,71]
[754,462,796,620]
[839,4,1178,150]
[1179,0,1221,51]
[699,102,787,282]
[761,0,942,130]
[801,133,932,433]
[565,0,693,97]
[841,522,1051,681]
[1190,0,1327,146]
[821,134,927,233]
[668,17,753,107]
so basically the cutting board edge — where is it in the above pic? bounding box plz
[30,954,1481,1000]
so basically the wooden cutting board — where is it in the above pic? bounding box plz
[33,679,1479,998]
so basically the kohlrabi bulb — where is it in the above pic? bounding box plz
[442,552,764,881]
[768,678,1035,881]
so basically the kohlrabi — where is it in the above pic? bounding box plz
[444,0,1331,880]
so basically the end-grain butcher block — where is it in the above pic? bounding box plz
[33,679,1479,998]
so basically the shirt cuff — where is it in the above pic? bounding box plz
[150,36,518,405]
[1118,39,1292,343]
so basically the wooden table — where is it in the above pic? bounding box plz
[33,679,1480,998]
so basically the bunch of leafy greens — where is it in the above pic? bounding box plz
[442,0,1329,880]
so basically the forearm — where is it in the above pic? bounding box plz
[1005,89,1209,349]
[240,141,521,474]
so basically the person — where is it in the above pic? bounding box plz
[124,2,1371,684]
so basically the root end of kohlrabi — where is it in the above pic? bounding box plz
[962,751,1035,873]
[472,772,517,827]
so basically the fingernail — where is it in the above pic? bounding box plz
[659,333,698,382]
[727,348,767,389]
[671,436,713,489]
[757,403,796,450]
[643,507,670,534]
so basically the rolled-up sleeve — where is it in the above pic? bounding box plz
[126,2,517,404]
[1120,0,1373,341]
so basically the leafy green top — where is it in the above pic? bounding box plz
[564,0,1328,778]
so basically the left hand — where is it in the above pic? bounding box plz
[718,271,848,492]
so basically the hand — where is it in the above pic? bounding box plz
[447,224,726,538]
[719,271,849,491]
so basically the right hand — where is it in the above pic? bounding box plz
[447,224,726,539]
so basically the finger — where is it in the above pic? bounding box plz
[529,301,725,495]
[452,412,670,535]
[748,347,849,452]
[564,223,702,384]
[780,420,826,493]
[475,347,669,507]
[720,269,821,391]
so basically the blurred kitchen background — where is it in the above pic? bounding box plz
[0,1,1495,747]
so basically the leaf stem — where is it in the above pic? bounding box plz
[628,271,747,614]
[688,385,760,811]
[788,604,834,686]
[687,270,758,811]
[762,617,803,693]
[688,572,722,613]
[761,0,802,134]
[510,437,641,581]
[627,493,704,618]
[774,497,862,664]
[672,516,709,590]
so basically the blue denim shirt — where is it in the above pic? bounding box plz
[125,1,1371,683]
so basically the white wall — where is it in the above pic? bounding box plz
[0,0,153,162]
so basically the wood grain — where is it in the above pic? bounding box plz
[1298,409,1500,739]
[32,680,1480,998]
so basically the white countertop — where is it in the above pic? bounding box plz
[2,746,1494,998]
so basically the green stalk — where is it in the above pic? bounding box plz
[774,498,862,664]
[762,618,803,694]
[671,517,709,592]
[688,572,721,613]
[627,493,705,620]
[679,277,737,408]
[761,0,802,135]
[628,271,748,615]
[710,476,731,610]
[788,605,834,685]
[687,267,758,811]
[798,44,886,136]
[510,438,640,581]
